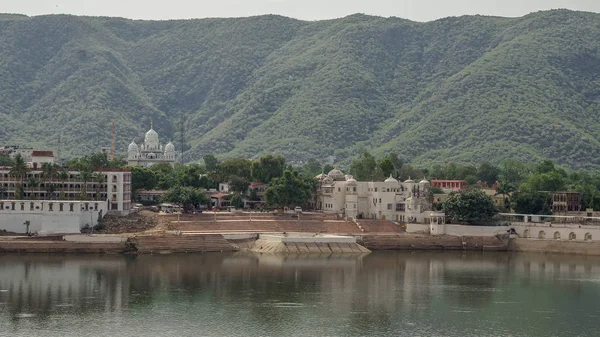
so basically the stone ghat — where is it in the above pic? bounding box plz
[128,234,237,254]
[162,214,403,235]
[0,240,127,254]
[358,234,508,251]
[249,234,371,254]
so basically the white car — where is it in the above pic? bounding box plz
[294,206,302,213]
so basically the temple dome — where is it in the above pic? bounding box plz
[165,141,175,152]
[404,177,415,183]
[328,168,345,181]
[145,128,159,143]
[419,178,430,184]
[384,174,398,183]
[128,140,138,152]
[346,177,357,185]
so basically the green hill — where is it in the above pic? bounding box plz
[1,10,599,169]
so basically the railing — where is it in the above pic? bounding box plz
[498,213,600,226]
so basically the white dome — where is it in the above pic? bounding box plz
[328,168,345,181]
[145,128,159,143]
[384,174,398,183]
[322,176,334,185]
[128,140,138,151]
[419,178,430,184]
[165,141,175,152]
[404,177,415,183]
[346,177,357,185]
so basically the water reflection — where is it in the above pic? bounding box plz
[1,252,600,337]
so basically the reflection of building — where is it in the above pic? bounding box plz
[552,192,581,214]
[127,123,176,168]
[431,180,468,192]
[316,169,434,223]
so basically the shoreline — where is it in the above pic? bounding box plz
[1,232,599,256]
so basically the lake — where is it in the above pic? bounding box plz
[1,251,600,337]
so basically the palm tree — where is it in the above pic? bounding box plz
[496,182,515,212]
[27,177,39,200]
[92,172,106,201]
[41,163,59,199]
[78,170,93,200]
[9,154,29,200]
[58,170,69,199]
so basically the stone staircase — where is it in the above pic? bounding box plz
[128,234,236,254]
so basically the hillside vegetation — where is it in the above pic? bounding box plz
[1,10,600,169]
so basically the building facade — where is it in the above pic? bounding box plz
[431,180,468,192]
[0,168,132,233]
[127,123,176,168]
[316,169,434,223]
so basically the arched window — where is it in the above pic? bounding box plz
[554,231,561,240]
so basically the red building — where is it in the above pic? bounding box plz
[431,180,468,192]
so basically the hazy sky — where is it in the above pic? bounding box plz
[2,0,600,22]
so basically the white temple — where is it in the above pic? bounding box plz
[127,122,176,168]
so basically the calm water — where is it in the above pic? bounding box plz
[1,251,600,337]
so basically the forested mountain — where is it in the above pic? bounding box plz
[1,10,600,169]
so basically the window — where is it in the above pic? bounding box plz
[354,204,356,208]
[375,188,378,192]
[379,198,382,203]
[353,187,356,192]
[338,188,340,192]
[387,203,392,210]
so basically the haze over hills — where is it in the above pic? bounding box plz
[1,10,599,169]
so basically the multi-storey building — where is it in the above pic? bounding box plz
[316,169,434,223]
[0,168,132,233]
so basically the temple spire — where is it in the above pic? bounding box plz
[150,120,153,129]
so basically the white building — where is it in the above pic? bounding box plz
[127,123,176,168]
[316,169,434,223]
[0,168,132,234]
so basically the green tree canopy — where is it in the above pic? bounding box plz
[250,155,285,183]
[441,189,498,224]
[160,186,210,212]
[265,170,313,209]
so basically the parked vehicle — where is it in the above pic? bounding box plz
[294,206,302,213]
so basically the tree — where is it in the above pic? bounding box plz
[23,220,31,234]
[511,191,551,215]
[441,189,497,224]
[379,157,395,178]
[477,162,499,186]
[520,171,566,193]
[41,163,60,199]
[58,170,69,199]
[228,175,250,194]
[27,177,39,200]
[387,152,403,171]
[500,159,531,187]
[349,151,379,181]
[78,170,93,200]
[220,158,252,181]
[302,158,322,176]
[0,155,14,167]
[203,154,219,172]
[130,167,156,199]
[92,172,106,201]
[265,170,313,209]
[9,154,29,200]
[495,182,515,212]
[322,164,334,174]
[160,186,209,212]
[250,155,285,183]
